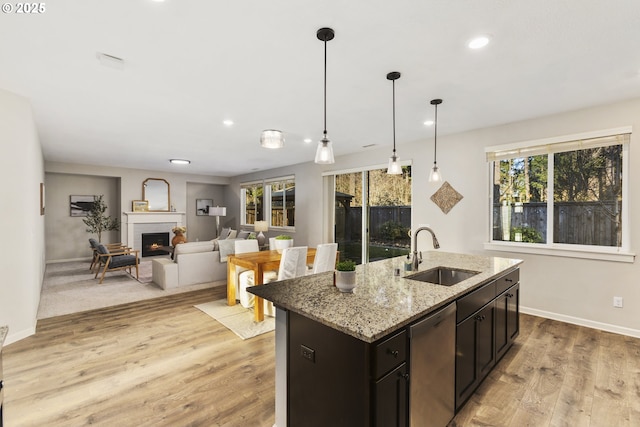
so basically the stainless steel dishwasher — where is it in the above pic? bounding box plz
[409,302,456,427]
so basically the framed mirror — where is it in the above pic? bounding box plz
[142,178,170,211]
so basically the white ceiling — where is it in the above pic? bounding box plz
[2,1,640,177]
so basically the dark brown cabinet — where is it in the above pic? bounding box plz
[374,362,409,427]
[455,269,520,411]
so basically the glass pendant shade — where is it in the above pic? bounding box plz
[315,137,334,164]
[387,153,402,174]
[260,129,284,149]
[429,164,442,182]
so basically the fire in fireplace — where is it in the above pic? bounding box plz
[141,232,170,257]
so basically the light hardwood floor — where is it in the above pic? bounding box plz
[4,287,640,426]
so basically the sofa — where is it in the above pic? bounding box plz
[152,240,224,289]
[151,230,250,289]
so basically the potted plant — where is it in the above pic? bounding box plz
[335,259,357,293]
[274,234,293,253]
[83,195,120,242]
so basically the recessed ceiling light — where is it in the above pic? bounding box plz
[223,119,234,126]
[169,159,190,165]
[423,120,434,126]
[468,35,490,49]
[304,138,312,144]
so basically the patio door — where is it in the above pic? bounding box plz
[334,166,411,265]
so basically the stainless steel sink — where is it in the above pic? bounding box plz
[405,267,480,286]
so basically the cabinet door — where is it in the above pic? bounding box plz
[495,283,520,361]
[374,362,408,427]
[455,302,496,410]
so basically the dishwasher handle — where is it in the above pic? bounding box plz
[409,302,456,337]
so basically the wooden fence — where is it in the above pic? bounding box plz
[492,201,621,246]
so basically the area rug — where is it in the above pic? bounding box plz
[195,300,275,340]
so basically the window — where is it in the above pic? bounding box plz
[486,128,632,261]
[241,176,295,229]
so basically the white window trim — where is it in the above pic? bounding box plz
[485,127,635,263]
[240,176,295,231]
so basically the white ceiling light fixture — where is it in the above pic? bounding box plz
[386,71,402,175]
[423,120,434,126]
[169,159,190,165]
[428,99,443,182]
[223,119,234,126]
[260,129,285,149]
[96,52,124,70]
[314,27,336,164]
[468,35,490,49]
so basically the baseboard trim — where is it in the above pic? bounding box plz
[521,306,640,339]
[6,326,36,346]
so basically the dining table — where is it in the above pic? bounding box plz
[227,248,317,322]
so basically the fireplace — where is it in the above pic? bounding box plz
[142,232,170,257]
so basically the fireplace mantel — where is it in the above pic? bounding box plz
[123,212,186,251]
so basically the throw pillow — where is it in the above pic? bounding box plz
[237,230,251,239]
[218,228,231,239]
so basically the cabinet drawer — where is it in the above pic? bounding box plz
[374,330,407,379]
[495,269,519,295]
[457,281,496,323]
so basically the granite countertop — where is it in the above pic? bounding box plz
[0,325,7,348]
[249,251,522,343]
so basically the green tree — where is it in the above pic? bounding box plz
[83,195,120,242]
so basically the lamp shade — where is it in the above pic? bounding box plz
[314,137,334,164]
[260,130,285,149]
[254,220,268,232]
[208,206,227,217]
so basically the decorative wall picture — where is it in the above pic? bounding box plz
[70,195,96,217]
[132,200,149,212]
[40,183,45,215]
[430,181,464,214]
[196,199,213,216]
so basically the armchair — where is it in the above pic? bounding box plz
[88,238,127,272]
[94,243,140,284]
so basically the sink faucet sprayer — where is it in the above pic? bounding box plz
[412,227,440,270]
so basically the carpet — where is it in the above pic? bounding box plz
[195,300,275,340]
[38,260,225,319]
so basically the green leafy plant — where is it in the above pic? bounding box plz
[510,226,543,243]
[336,259,356,272]
[82,195,120,242]
[275,234,292,240]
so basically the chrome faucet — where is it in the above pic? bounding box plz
[412,227,440,270]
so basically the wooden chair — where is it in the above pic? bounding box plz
[88,238,127,272]
[94,243,140,284]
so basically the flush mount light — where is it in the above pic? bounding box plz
[423,120,434,126]
[304,138,312,144]
[260,129,285,149]
[314,27,336,164]
[169,159,190,165]
[223,119,234,126]
[386,71,402,175]
[468,35,490,49]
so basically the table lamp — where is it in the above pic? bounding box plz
[254,220,268,247]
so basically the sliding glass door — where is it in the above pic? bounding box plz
[334,166,411,264]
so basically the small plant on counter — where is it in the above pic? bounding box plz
[275,234,293,240]
[336,259,356,272]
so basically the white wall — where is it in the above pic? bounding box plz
[231,97,640,337]
[0,89,45,344]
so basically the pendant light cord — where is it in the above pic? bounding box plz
[433,102,438,165]
[392,79,396,154]
[323,38,327,139]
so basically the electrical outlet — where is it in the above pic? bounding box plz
[613,296,623,308]
[300,345,315,363]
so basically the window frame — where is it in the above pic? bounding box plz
[484,127,635,263]
[240,175,295,231]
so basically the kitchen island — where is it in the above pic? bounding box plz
[249,251,522,427]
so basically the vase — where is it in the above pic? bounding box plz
[335,270,356,293]
[274,239,293,253]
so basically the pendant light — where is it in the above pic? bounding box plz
[428,98,443,182]
[314,27,335,164]
[386,71,402,175]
